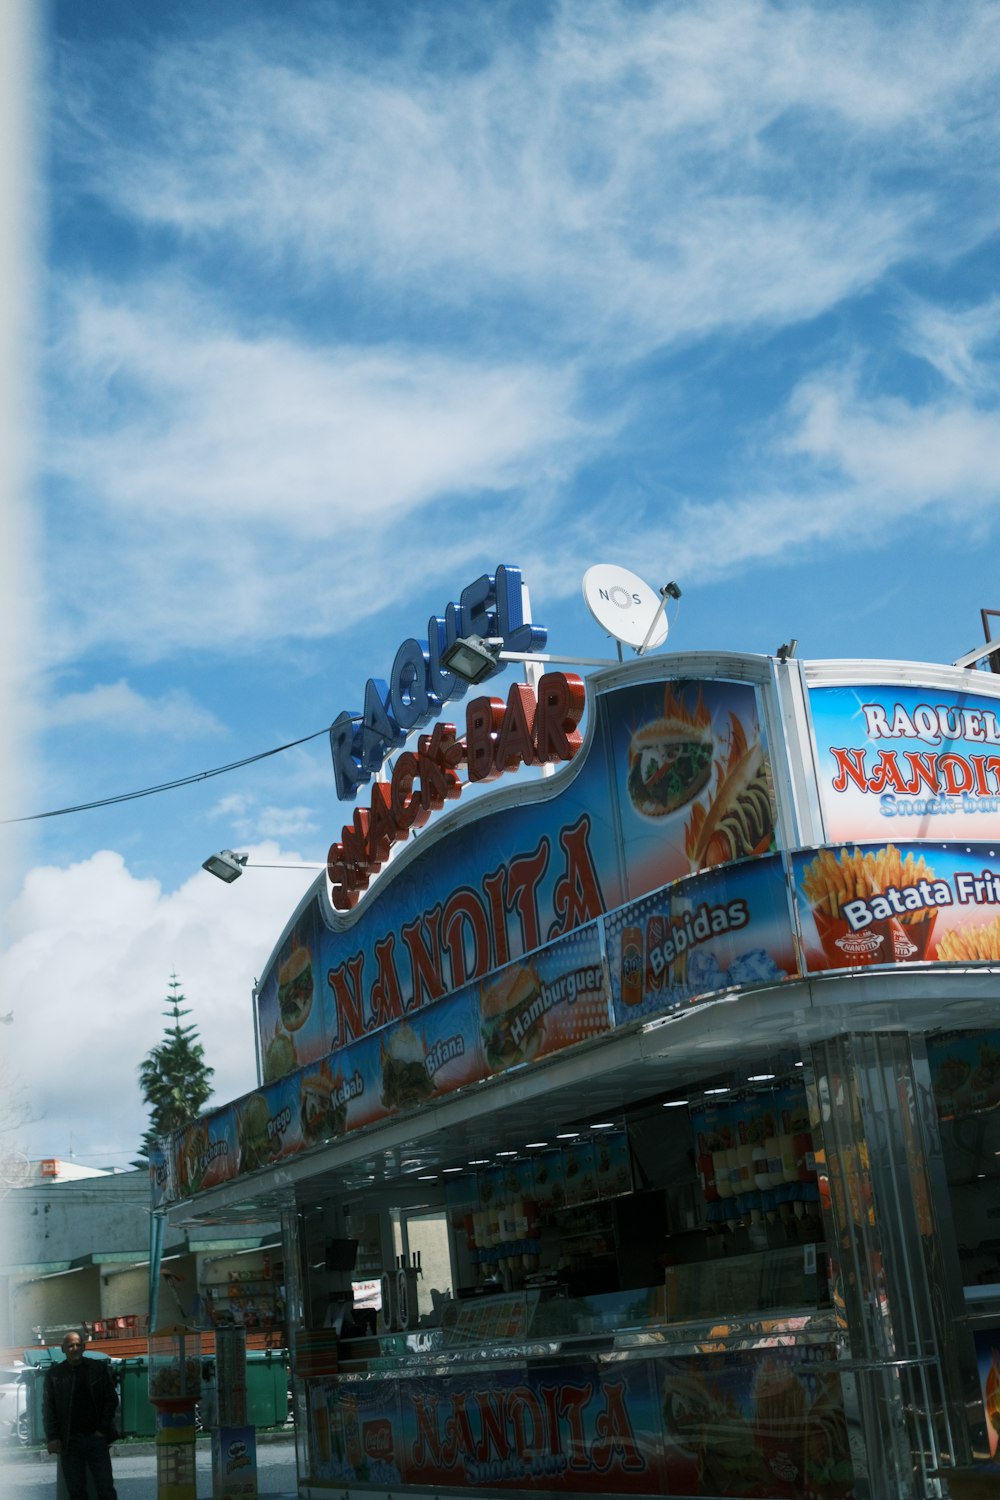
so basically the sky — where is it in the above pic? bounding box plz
[2,0,1000,1170]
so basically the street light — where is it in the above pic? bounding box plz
[201,851,325,883]
[202,849,248,883]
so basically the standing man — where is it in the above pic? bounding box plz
[42,1331,118,1500]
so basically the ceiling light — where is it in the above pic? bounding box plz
[589,1123,616,1130]
[443,1167,463,1174]
[747,1073,776,1082]
[556,1132,579,1139]
[496,1150,518,1157]
[703,1087,728,1096]
[468,1159,490,1166]
[417,1175,438,1181]
[662,1100,689,1108]
[525,1141,548,1148]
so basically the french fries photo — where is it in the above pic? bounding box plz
[937,914,1000,963]
[802,844,935,925]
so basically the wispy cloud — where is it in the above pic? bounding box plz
[898,294,1000,394]
[44,679,224,736]
[54,2,1000,348]
[41,280,592,659]
[209,792,319,843]
[781,368,1000,502]
[40,0,1000,669]
[49,282,588,529]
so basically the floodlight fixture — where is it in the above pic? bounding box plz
[442,633,619,685]
[440,633,504,684]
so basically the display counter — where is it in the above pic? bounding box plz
[318,1245,833,1375]
[301,1291,850,1496]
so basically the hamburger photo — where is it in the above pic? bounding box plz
[263,1025,297,1083]
[379,1024,434,1111]
[479,963,544,1072]
[237,1094,276,1173]
[300,1062,348,1145]
[277,944,314,1032]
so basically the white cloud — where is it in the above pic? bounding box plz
[44,679,224,736]
[0,847,317,1165]
[781,370,1000,501]
[210,793,250,819]
[527,363,1000,591]
[899,295,1000,393]
[49,285,586,530]
[209,793,320,844]
[38,281,592,662]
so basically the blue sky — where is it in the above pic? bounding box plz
[3,0,1000,1168]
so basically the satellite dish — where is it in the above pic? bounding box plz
[582,564,671,652]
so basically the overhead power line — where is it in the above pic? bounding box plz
[2,726,331,824]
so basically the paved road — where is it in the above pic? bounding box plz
[0,1440,299,1500]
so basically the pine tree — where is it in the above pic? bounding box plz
[133,974,214,1168]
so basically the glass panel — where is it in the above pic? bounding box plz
[929,1029,1000,1291]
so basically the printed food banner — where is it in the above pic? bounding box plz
[304,1348,852,1498]
[149,1137,177,1210]
[399,1360,662,1493]
[927,1030,1000,1120]
[688,1080,818,1226]
[604,678,779,897]
[973,1329,1000,1465]
[809,682,1000,844]
[231,1075,303,1178]
[605,854,796,1025]
[656,1346,854,1498]
[477,922,611,1076]
[351,989,485,1127]
[255,673,777,1083]
[174,1105,237,1198]
[257,901,338,1083]
[792,841,1000,975]
[309,1376,403,1488]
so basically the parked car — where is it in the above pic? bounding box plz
[0,1364,26,1444]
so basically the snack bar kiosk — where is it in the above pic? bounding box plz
[153,574,1000,1500]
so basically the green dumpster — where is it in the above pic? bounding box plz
[245,1350,289,1428]
[117,1357,157,1438]
[19,1365,45,1445]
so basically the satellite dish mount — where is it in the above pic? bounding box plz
[582,565,681,660]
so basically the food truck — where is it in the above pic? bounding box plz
[154,569,1000,1500]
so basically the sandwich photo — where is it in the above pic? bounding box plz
[300,1062,348,1144]
[380,1024,435,1111]
[277,944,314,1031]
[479,963,544,1072]
[627,686,714,820]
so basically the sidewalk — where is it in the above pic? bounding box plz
[8,1427,296,1463]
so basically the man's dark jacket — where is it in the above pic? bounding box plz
[42,1357,119,1444]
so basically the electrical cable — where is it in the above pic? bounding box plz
[2,725,332,824]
